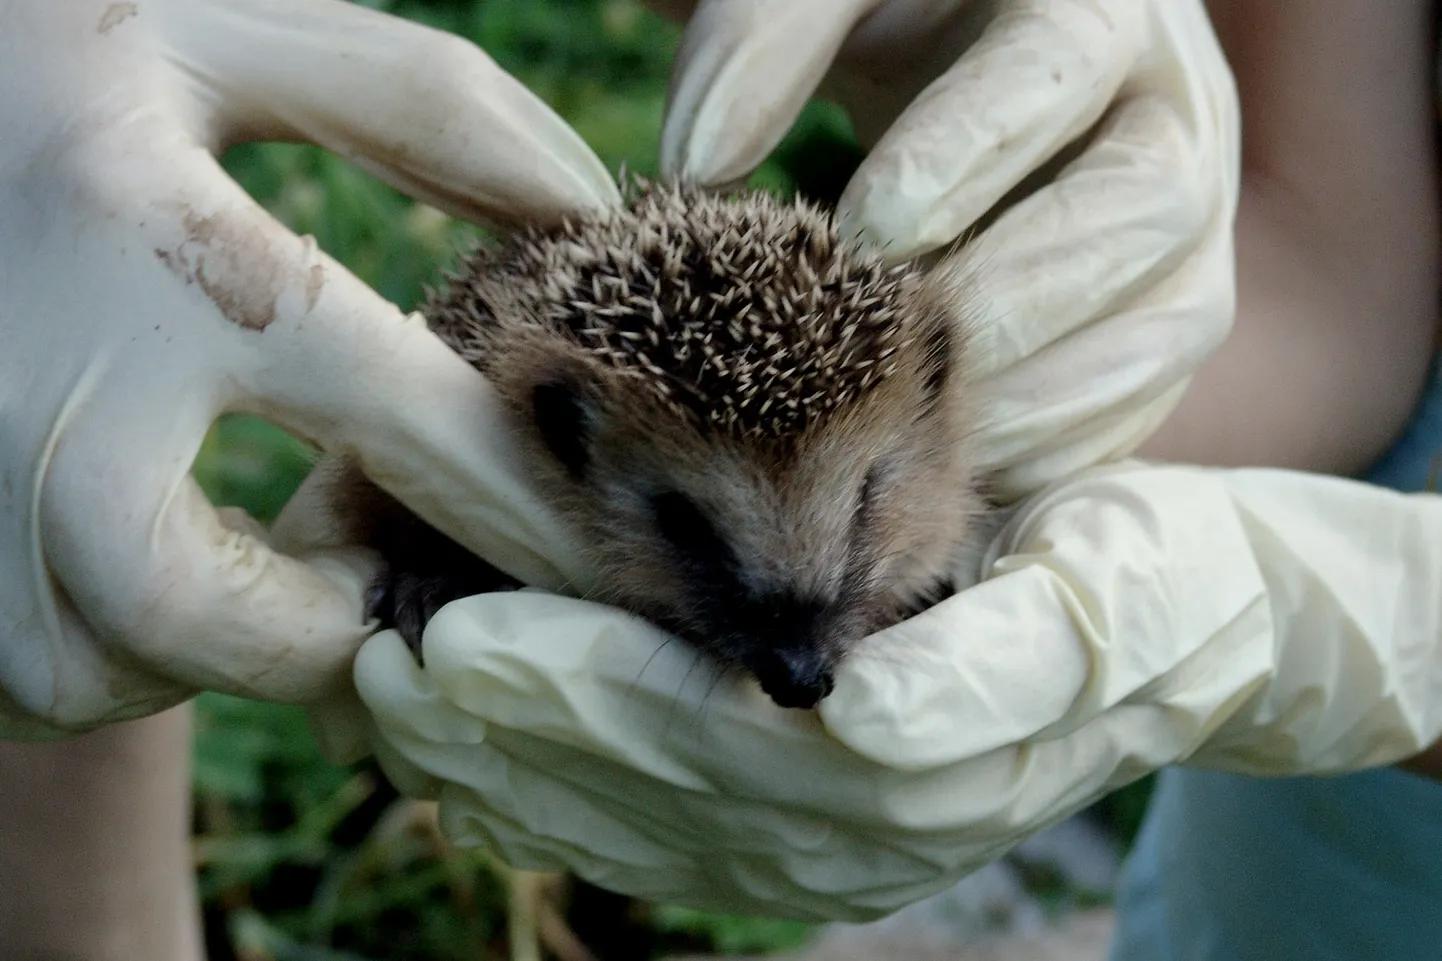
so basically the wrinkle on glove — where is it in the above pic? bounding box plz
[652,0,1240,499]
[356,463,1442,920]
[0,0,618,737]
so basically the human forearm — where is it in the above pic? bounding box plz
[1140,0,1440,474]
[1140,186,1439,475]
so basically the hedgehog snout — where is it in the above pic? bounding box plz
[752,646,836,710]
[716,591,854,710]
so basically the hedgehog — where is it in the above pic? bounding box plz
[318,181,991,710]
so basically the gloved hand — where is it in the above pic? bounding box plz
[650,0,1241,498]
[0,0,619,738]
[353,462,1442,922]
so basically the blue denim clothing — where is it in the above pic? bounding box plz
[1110,357,1442,961]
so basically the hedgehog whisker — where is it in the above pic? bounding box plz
[660,645,715,743]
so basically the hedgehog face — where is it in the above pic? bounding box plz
[427,182,984,709]
[504,303,979,711]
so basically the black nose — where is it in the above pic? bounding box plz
[754,647,836,710]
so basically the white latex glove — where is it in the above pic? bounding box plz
[651,0,1241,498]
[0,0,619,738]
[354,462,1442,921]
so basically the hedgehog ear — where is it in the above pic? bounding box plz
[531,376,599,480]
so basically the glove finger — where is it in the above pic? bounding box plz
[5,124,377,719]
[120,141,587,594]
[176,0,620,228]
[431,665,1217,923]
[377,664,1009,922]
[30,333,377,702]
[837,0,1148,259]
[438,730,951,923]
[659,0,886,184]
[946,92,1226,375]
[354,629,714,888]
[47,164,388,704]
[966,218,1235,497]
[409,590,1035,827]
[250,290,586,593]
[43,407,381,701]
[822,463,1273,769]
[987,626,1275,830]
[979,383,1192,501]
[0,565,194,732]
[359,628,930,922]
[356,603,1052,920]
[374,594,1042,882]
[366,595,873,822]
[0,376,195,728]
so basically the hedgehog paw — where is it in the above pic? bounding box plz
[366,561,523,664]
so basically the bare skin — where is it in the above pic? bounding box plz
[1139,0,1442,775]
[0,706,203,961]
[1141,0,1441,474]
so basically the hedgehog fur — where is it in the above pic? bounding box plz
[426,180,945,443]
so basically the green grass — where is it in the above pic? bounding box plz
[191,2,1150,957]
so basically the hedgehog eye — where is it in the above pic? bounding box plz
[649,490,732,571]
[532,378,595,480]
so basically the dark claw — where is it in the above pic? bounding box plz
[368,558,524,665]
[392,570,461,658]
[364,570,393,623]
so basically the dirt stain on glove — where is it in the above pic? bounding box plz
[97,3,138,35]
[153,207,324,331]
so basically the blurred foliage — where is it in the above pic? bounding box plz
[649,908,815,957]
[190,1,1150,958]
